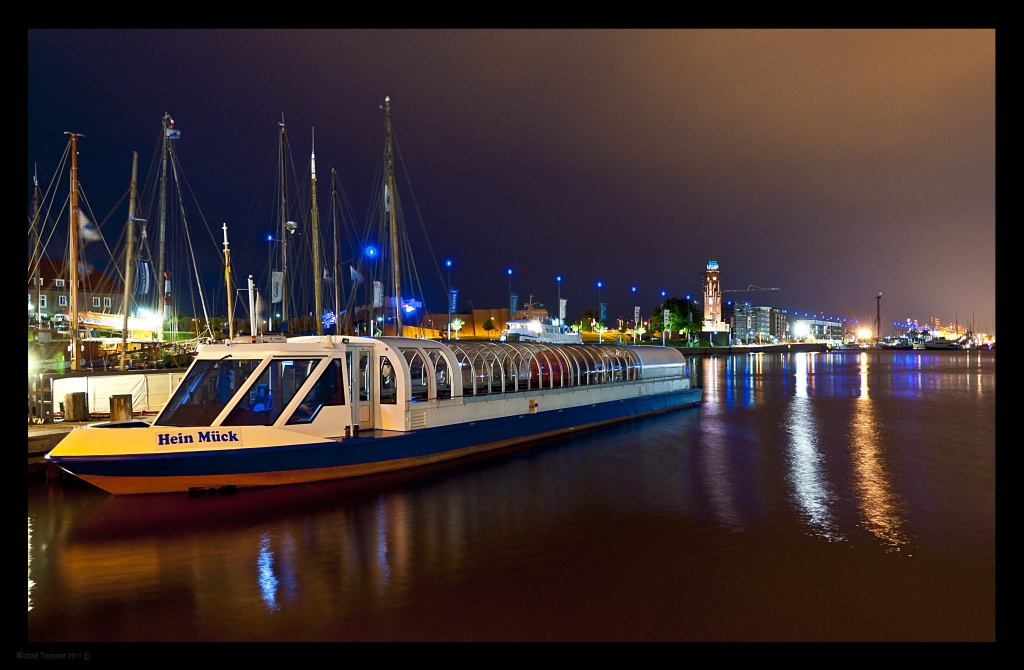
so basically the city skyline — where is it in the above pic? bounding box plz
[28,30,996,335]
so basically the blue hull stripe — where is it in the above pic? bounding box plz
[51,389,700,479]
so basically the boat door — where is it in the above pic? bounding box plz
[348,346,375,431]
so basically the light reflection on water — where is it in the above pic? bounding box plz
[26,351,994,641]
[850,353,907,550]
[786,353,841,540]
[257,534,279,611]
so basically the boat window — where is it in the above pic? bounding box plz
[156,358,262,427]
[286,359,346,425]
[358,352,371,402]
[380,356,397,405]
[427,350,452,400]
[222,358,320,426]
[400,348,430,402]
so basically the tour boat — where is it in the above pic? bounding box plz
[46,335,702,494]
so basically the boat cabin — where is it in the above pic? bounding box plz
[152,336,690,439]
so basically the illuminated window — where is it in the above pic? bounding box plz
[104,297,111,308]
[287,360,345,424]
[58,295,67,306]
[39,295,47,309]
[92,297,101,308]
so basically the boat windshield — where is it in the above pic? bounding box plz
[222,358,321,426]
[156,358,262,427]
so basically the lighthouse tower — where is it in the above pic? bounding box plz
[702,257,728,332]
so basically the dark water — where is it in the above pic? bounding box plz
[27,350,995,641]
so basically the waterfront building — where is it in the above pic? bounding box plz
[732,304,779,344]
[28,258,123,329]
[701,257,730,335]
[791,318,842,343]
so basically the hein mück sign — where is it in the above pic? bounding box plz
[156,429,243,448]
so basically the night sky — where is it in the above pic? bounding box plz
[28,30,995,335]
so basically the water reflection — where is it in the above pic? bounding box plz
[701,397,744,531]
[28,517,34,612]
[785,353,841,540]
[257,533,279,611]
[850,353,907,550]
[376,497,391,593]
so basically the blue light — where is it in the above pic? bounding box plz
[631,286,637,293]
[661,290,666,297]
[267,234,273,242]
[507,268,513,276]
[597,281,603,288]
[445,259,452,267]
[686,294,691,300]
[365,246,377,257]
[556,275,562,282]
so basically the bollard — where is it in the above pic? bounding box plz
[64,392,88,422]
[110,394,134,421]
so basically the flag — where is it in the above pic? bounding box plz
[510,293,518,315]
[272,272,283,303]
[599,302,607,322]
[350,265,364,283]
[664,308,671,329]
[634,306,641,324]
[165,128,181,139]
[559,298,567,321]
[78,211,102,244]
[449,288,459,313]
[373,281,383,308]
[322,310,337,327]
[135,260,151,295]
[384,184,391,212]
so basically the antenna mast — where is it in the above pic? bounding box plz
[384,96,402,335]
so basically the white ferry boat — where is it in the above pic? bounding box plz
[46,336,701,495]
[503,318,583,344]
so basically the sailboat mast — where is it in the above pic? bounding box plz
[157,113,170,342]
[310,129,323,336]
[32,165,43,328]
[331,168,341,333]
[279,118,289,332]
[384,96,402,335]
[119,152,138,371]
[65,131,83,371]
[223,222,234,340]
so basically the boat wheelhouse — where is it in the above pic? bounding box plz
[46,336,701,494]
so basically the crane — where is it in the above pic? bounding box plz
[721,285,780,293]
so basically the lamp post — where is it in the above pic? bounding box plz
[556,275,562,325]
[631,285,638,344]
[660,290,667,346]
[507,268,513,316]
[446,259,452,340]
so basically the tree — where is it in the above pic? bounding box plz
[651,297,701,336]
[450,318,465,339]
[594,322,608,343]
[483,318,495,339]
[577,308,599,332]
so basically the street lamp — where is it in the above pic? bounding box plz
[631,286,638,344]
[556,275,562,325]
[507,268,513,315]
[660,290,667,346]
[446,259,453,340]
